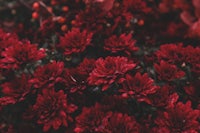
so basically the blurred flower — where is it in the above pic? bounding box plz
[1,74,31,103]
[0,29,20,54]
[123,0,151,13]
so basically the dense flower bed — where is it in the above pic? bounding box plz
[0,0,200,133]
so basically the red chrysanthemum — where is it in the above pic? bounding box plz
[154,60,185,81]
[155,43,185,64]
[101,112,141,133]
[32,89,77,132]
[65,58,96,93]
[74,105,106,133]
[76,58,96,79]
[83,0,115,12]
[0,74,31,103]
[155,101,200,133]
[184,81,200,104]
[123,0,151,13]
[30,61,67,89]
[64,68,88,93]
[58,28,93,55]
[0,29,20,54]
[149,85,179,108]
[88,56,136,91]
[120,72,159,104]
[184,46,200,75]
[104,33,138,55]
[0,41,45,70]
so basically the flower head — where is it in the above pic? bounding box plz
[0,41,45,70]
[102,112,140,133]
[120,72,159,104]
[154,60,185,81]
[104,33,138,55]
[30,61,67,89]
[1,74,31,103]
[33,89,77,132]
[75,105,106,133]
[155,101,200,133]
[58,28,93,55]
[0,29,20,53]
[88,56,136,91]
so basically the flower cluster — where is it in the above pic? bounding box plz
[0,0,200,133]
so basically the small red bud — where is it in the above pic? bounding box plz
[32,12,39,19]
[122,93,128,98]
[62,6,69,12]
[32,2,40,10]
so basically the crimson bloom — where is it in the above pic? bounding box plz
[75,105,106,133]
[65,58,96,93]
[149,85,179,108]
[84,0,115,12]
[0,29,20,53]
[155,43,185,63]
[0,74,31,103]
[58,28,93,55]
[32,89,77,132]
[30,61,67,89]
[101,112,141,133]
[120,72,159,104]
[154,60,185,81]
[0,41,45,70]
[104,33,138,55]
[76,58,96,79]
[88,56,136,91]
[123,0,151,13]
[155,101,200,133]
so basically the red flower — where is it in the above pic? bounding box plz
[154,60,185,81]
[155,101,200,133]
[123,0,151,13]
[101,112,140,133]
[88,56,136,91]
[0,29,20,54]
[184,81,200,104]
[155,43,185,63]
[66,58,96,93]
[76,58,96,79]
[184,46,200,75]
[0,41,45,70]
[58,28,93,55]
[149,85,179,108]
[30,61,67,89]
[32,89,77,132]
[1,74,31,103]
[120,72,158,104]
[84,0,115,12]
[0,97,16,111]
[104,33,138,55]
[75,105,106,133]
